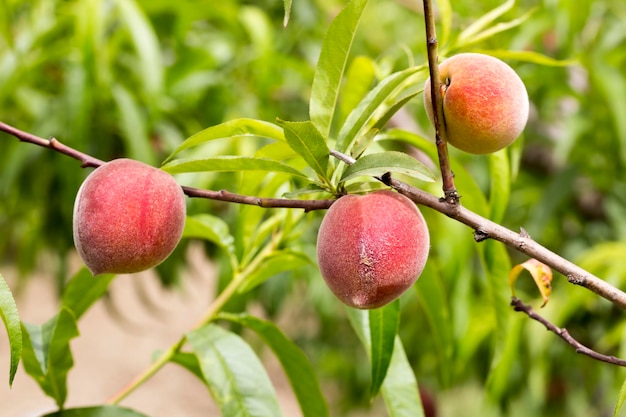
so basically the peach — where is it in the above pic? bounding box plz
[316,190,430,309]
[73,158,186,275]
[423,53,529,154]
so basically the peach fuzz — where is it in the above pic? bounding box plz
[73,158,186,275]
[316,190,430,309]
[424,53,529,154]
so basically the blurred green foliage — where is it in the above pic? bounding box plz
[3,0,626,416]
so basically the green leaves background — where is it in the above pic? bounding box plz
[3,0,626,416]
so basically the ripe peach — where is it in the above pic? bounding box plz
[316,190,430,309]
[423,53,529,154]
[73,159,186,275]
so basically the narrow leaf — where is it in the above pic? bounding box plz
[369,300,400,398]
[339,56,377,129]
[42,405,150,417]
[0,274,21,386]
[458,9,535,49]
[218,313,330,417]
[187,324,282,417]
[164,119,285,164]
[347,309,424,417]
[183,214,236,254]
[340,151,435,183]
[170,351,204,380]
[615,375,626,417]
[350,91,420,159]
[310,0,368,138]
[238,250,312,293]
[337,66,425,153]
[382,337,425,417]
[473,49,577,67]
[488,149,510,223]
[61,267,115,320]
[162,156,310,180]
[278,120,330,182]
[116,0,163,97]
[509,259,553,307]
[21,308,79,408]
[112,85,154,165]
[283,0,292,26]
[457,0,515,44]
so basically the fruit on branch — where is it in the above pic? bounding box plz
[424,52,529,154]
[316,190,430,309]
[73,158,186,275]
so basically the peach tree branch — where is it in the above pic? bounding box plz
[0,121,333,212]
[511,297,626,367]
[381,173,626,309]
[422,0,459,204]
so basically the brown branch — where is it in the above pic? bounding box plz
[0,120,334,212]
[511,297,626,367]
[183,187,333,211]
[382,174,626,309]
[0,120,105,168]
[423,0,459,204]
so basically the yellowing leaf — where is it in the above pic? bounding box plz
[509,259,553,307]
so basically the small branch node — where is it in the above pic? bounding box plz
[474,229,490,242]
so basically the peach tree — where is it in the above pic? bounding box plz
[2,0,626,416]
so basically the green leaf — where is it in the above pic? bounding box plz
[21,308,80,408]
[337,66,425,153]
[457,0,515,44]
[488,149,510,223]
[162,156,310,180]
[283,0,292,26]
[116,0,163,97]
[238,250,312,293]
[369,300,400,398]
[473,49,577,67]
[170,351,204,380]
[164,119,285,164]
[615,375,626,417]
[310,0,368,138]
[61,267,115,320]
[278,120,330,183]
[218,313,330,417]
[457,8,535,49]
[340,151,435,183]
[436,0,453,47]
[339,55,377,128]
[112,85,155,165]
[42,405,150,417]
[382,338,425,417]
[414,262,454,386]
[347,309,424,417]
[186,324,282,417]
[0,273,21,386]
[183,214,236,254]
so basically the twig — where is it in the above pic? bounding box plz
[382,174,626,309]
[511,297,626,367]
[0,120,105,168]
[0,121,334,212]
[423,0,459,204]
[183,187,333,212]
